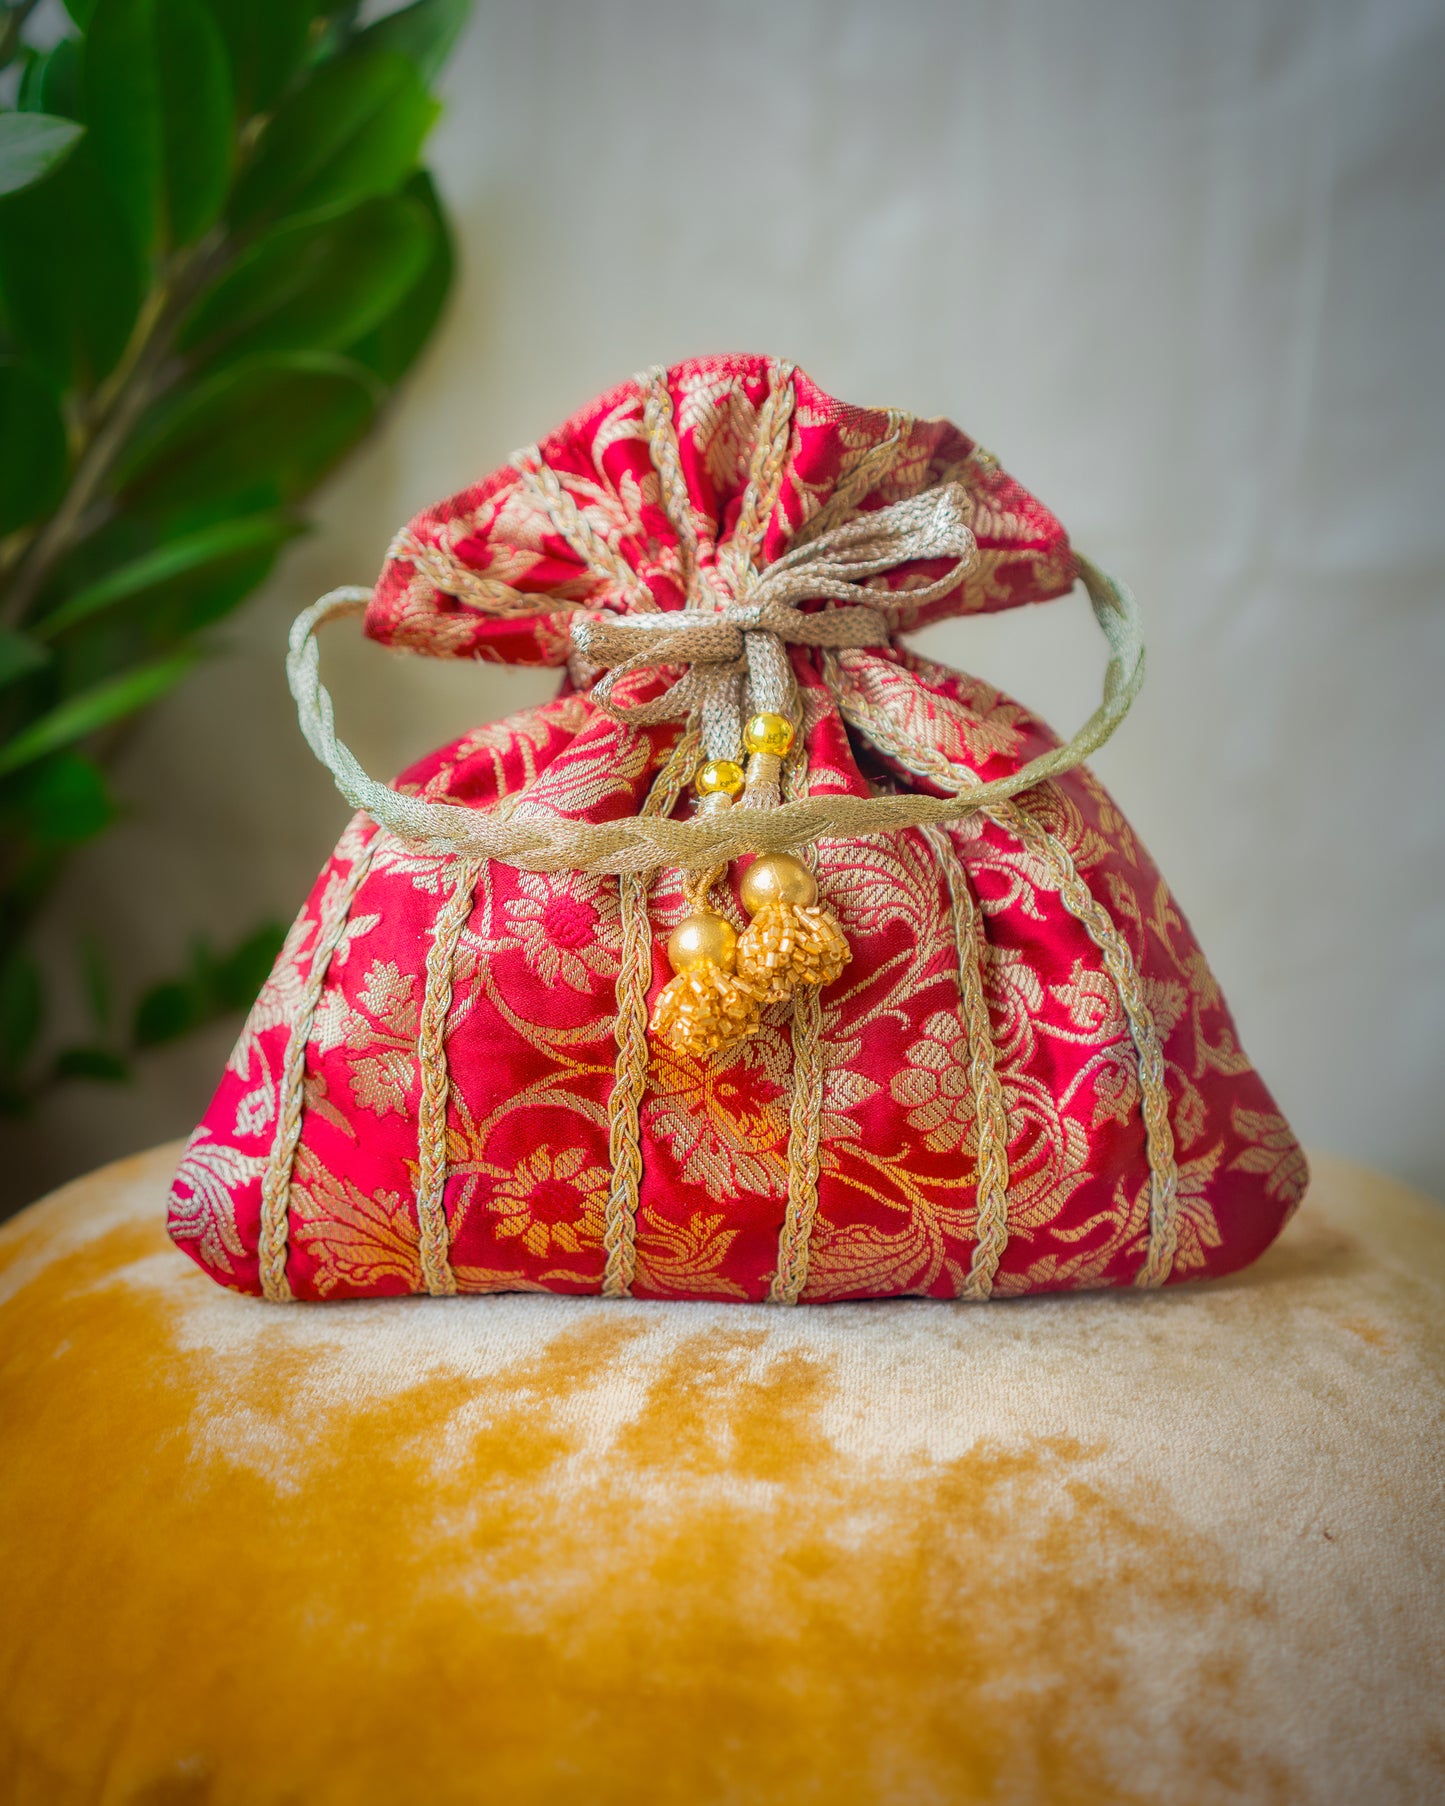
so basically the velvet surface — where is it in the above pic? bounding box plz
[4,1143,1443,1804]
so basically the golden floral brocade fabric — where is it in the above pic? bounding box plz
[167,355,1306,1301]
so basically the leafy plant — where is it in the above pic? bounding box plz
[0,0,467,1111]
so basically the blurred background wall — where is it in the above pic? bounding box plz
[10,0,1445,1207]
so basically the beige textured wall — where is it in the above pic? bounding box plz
[9,0,1444,1207]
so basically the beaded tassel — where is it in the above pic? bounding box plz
[649,872,763,1057]
[731,718,848,1003]
[650,719,849,1056]
[736,853,851,1004]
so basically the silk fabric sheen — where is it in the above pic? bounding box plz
[168,356,1305,1302]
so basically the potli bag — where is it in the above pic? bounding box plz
[168,354,1307,1304]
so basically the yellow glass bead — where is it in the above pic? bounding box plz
[666,911,738,975]
[695,758,745,798]
[742,712,795,758]
[739,852,818,916]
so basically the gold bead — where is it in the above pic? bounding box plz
[695,758,745,798]
[743,712,795,757]
[739,852,817,915]
[667,911,738,974]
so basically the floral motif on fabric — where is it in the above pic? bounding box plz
[168,355,1304,1304]
[488,1144,609,1260]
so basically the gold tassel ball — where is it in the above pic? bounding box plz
[650,911,762,1057]
[737,853,851,1004]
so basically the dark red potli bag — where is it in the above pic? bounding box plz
[168,355,1306,1305]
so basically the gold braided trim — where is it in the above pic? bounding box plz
[766,747,828,1304]
[924,827,1011,1300]
[258,836,376,1303]
[639,368,706,604]
[718,362,797,598]
[601,730,701,1297]
[512,444,659,615]
[795,411,910,547]
[602,869,651,1297]
[290,560,1142,876]
[767,985,825,1305]
[990,801,1179,1287]
[387,524,585,621]
[414,858,481,1297]
[736,362,798,558]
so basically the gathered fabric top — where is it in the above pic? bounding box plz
[365,354,1077,668]
[288,358,1143,873]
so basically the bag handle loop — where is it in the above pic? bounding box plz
[287,556,1143,876]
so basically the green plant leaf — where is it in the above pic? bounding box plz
[10,753,116,845]
[229,47,437,229]
[212,919,284,1008]
[15,48,44,111]
[117,350,380,516]
[0,358,69,537]
[0,650,197,776]
[83,0,234,253]
[345,170,452,384]
[0,140,145,389]
[203,0,322,116]
[156,545,283,634]
[81,0,161,253]
[18,38,83,118]
[132,975,201,1045]
[179,192,431,366]
[131,916,283,1045]
[80,931,113,1031]
[37,512,303,636]
[0,114,85,198]
[0,950,42,1074]
[306,4,365,67]
[63,0,102,26]
[54,1044,131,1082]
[355,0,469,84]
[0,628,51,691]
[157,0,235,243]
[55,540,285,649]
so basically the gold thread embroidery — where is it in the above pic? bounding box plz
[415,859,481,1297]
[640,367,706,605]
[258,835,376,1302]
[716,360,797,599]
[512,444,659,615]
[990,800,1179,1287]
[793,411,910,548]
[924,826,1011,1300]
[387,524,586,622]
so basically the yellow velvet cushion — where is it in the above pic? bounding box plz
[2,1145,1442,1804]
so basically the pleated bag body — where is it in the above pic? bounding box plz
[168,354,1307,1304]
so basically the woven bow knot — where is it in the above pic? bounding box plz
[571,482,979,747]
